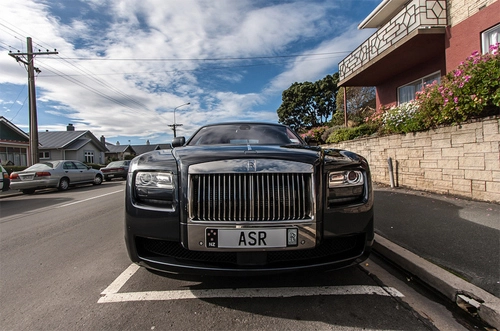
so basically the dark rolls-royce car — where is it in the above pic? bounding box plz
[125,122,374,275]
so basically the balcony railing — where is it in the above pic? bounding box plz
[339,0,447,83]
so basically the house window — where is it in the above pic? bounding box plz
[482,24,500,54]
[398,72,441,104]
[84,151,94,163]
[39,151,50,159]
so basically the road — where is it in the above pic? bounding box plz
[0,181,476,330]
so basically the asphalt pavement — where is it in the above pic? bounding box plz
[373,184,500,329]
[2,185,499,328]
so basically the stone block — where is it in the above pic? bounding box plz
[442,147,464,157]
[424,170,443,180]
[459,156,485,170]
[438,159,459,169]
[486,181,500,194]
[452,131,477,145]
[464,170,492,181]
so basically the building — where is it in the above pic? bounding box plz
[0,116,30,166]
[338,0,500,109]
[38,124,108,164]
[103,137,172,163]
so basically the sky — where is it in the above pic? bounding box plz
[0,0,378,145]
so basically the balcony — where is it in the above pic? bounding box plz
[338,0,447,86]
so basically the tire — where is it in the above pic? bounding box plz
[93,175,103,185]
[58,178,70,191]
[22,188,36,194]
[104,177,111,182]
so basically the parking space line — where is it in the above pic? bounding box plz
[98,264,404,303]
[56,190,123,208]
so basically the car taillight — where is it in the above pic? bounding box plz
[36,172,51,177]
[3,173,8,179]
[10,173,19,179]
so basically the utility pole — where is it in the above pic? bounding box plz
[168,102,190,138]
[8,37,58,165]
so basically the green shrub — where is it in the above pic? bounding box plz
[325,123,378,143]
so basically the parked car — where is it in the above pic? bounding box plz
[10,160,103,194]
[100,160,130,181]
[125,122,374,275]
[1,164,10,192]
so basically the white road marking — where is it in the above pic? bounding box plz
[56,190,123,208]
[98,264,404,303]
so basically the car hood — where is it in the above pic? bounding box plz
[173,144,322,168]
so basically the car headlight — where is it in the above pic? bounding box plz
[327,170,365,207]
[136,172,173,188]
[328,170,364,188]
[134,171,175,209]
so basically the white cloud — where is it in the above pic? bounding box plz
[0,0,375,143]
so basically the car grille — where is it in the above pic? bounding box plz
[189,173,313,222]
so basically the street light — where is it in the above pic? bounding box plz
[168,102,190,137]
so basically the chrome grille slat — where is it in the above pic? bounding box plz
[190,173,313,222]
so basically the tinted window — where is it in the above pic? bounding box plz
[188,124,302,146]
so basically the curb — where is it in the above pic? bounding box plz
[0,191,22,199]
[373,234,500,329]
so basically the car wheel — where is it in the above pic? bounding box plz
[22,189,36,194]
[58,178,70,191]
[93,175,103,185]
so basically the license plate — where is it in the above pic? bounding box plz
[21,175,34,180]
[108,174,114,177]
[206,228,298,248]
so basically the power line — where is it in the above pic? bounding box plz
[52,51,352,62]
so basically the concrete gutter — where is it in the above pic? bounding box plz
[374,234,500,329]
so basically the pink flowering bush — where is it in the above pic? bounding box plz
[416,45,500,127]
[300,126,329,143]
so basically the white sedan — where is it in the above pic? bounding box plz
[10,160,103,194]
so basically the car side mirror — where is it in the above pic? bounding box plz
[172,136,185,147]
[304,136,318,146]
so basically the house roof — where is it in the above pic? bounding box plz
[131,144,161,155]
[105,142,133,153]
[0,116,29,142]
[38,130,107,152]
[358,0,408,29]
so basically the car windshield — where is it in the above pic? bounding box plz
[107,161,128,167]
[187,124,303,146]
[25,162,58,171]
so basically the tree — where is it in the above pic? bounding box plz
[334,86,376,125]
[277,73,339,131]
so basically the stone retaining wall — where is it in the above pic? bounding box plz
[324,116,500,203]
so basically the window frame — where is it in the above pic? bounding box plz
[39,151,50,160]
[84,151,94,163]
[481,24,500,54]
[397,71,441,105]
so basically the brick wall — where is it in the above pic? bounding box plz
[324,116,500,202]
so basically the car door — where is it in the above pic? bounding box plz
[62,161,82,183]
[74,161,94,182]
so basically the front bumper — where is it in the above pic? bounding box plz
[130,233,372,276]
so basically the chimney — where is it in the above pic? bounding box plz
[100,135,105,145]
[67,123,75,131]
